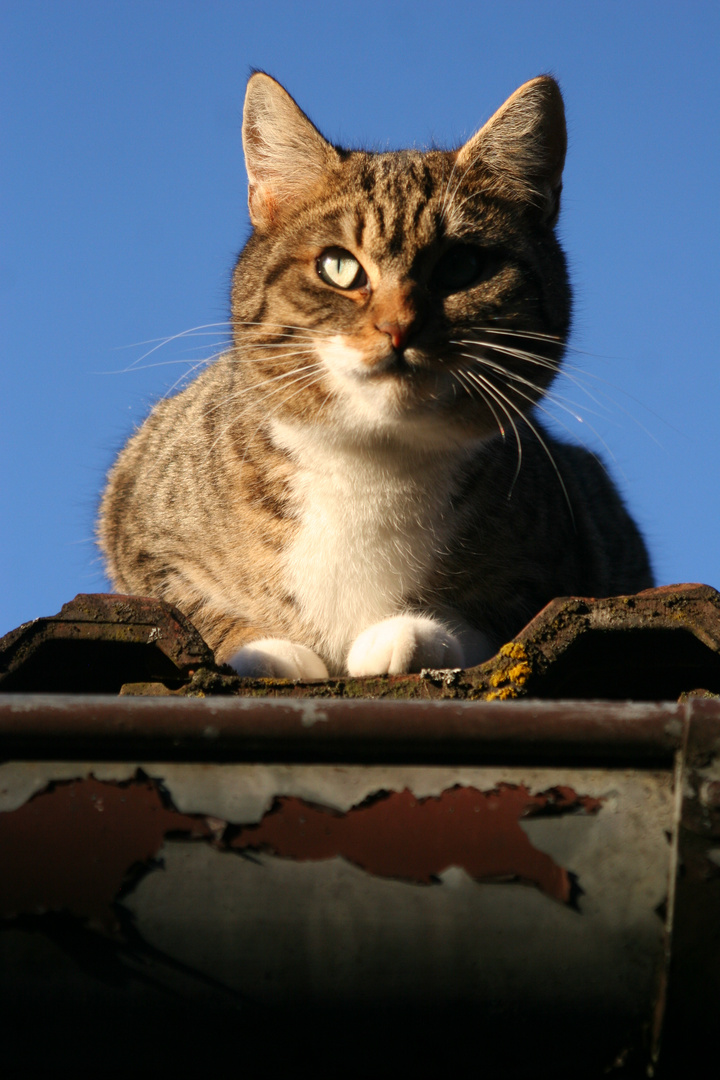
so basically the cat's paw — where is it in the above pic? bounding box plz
[227,639,329,680]
[346,615,464,676]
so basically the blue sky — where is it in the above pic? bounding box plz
[2,1,719,636]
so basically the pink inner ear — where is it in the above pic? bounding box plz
[248,183,279,229]
[242,73,339,231]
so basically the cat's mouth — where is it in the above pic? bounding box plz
[356,348,427,378]
[316,335,487,427]
[351,348,457,410]
[317,335,436,388]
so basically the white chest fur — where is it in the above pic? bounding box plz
[270,420,461,673]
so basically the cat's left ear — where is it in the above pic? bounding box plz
[242,72,340,229]
[457,76,567,224]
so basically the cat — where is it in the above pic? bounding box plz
[98,72,652,680]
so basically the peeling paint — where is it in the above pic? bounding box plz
[0,770,603,913]
[126,820,669,1017]
[0,758,665,822]
[229,784,600,904]
[0,756,676,1072]
[0,761,139,813]
[298,699,330,727]
[0,774,209,928]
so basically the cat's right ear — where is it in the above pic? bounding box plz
[242,73,339,230]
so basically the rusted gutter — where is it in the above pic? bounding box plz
[0,693,691,762]
[1,693,718,1074]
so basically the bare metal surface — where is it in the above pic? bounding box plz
[128,768,671,1014]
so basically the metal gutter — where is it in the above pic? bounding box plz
[0,693,688,762]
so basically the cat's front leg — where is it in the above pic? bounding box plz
[227,639,329,680]
[346,615,464,676]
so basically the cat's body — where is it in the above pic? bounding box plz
[99,73,652,678]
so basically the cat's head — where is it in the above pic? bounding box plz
[232,72,571,451]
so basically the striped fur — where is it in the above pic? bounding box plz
[99,74,652,677]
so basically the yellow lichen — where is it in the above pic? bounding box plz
[488,661,531,688]
[499,641,528,661]
[485,685,520,701]
[486,640,532,694]
[505,661,532,684]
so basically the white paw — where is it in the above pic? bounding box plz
[346,615,464,676]
[227,638,329,680]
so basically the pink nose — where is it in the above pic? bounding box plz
[376,320,412,351]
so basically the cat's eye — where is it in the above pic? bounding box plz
[430,244,491,294]
[317,248,367,290]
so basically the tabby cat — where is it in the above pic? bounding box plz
[99,72,652,679]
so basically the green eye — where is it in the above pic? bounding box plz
[317,248,367,290]
[430,244,491,293]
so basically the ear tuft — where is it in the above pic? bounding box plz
[242,73,339,229]
[457,76,567,223]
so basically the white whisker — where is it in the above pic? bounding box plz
[461,367,524,493]
[234,320,336,338]
[456,347,616,471]
[453,368,506,440]
[459,333,665,453]
[458,359,575,521]
[205,368,325,463]
[454,334,625,426]
[99,354,226,376]
[114,322,232,351]
[250,363,324,396]
[478,326,563,344]
[119,323,235,369]
[464,328,665,441]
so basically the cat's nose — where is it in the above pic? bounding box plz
[373,284,425,353]
[375,319,413,352]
